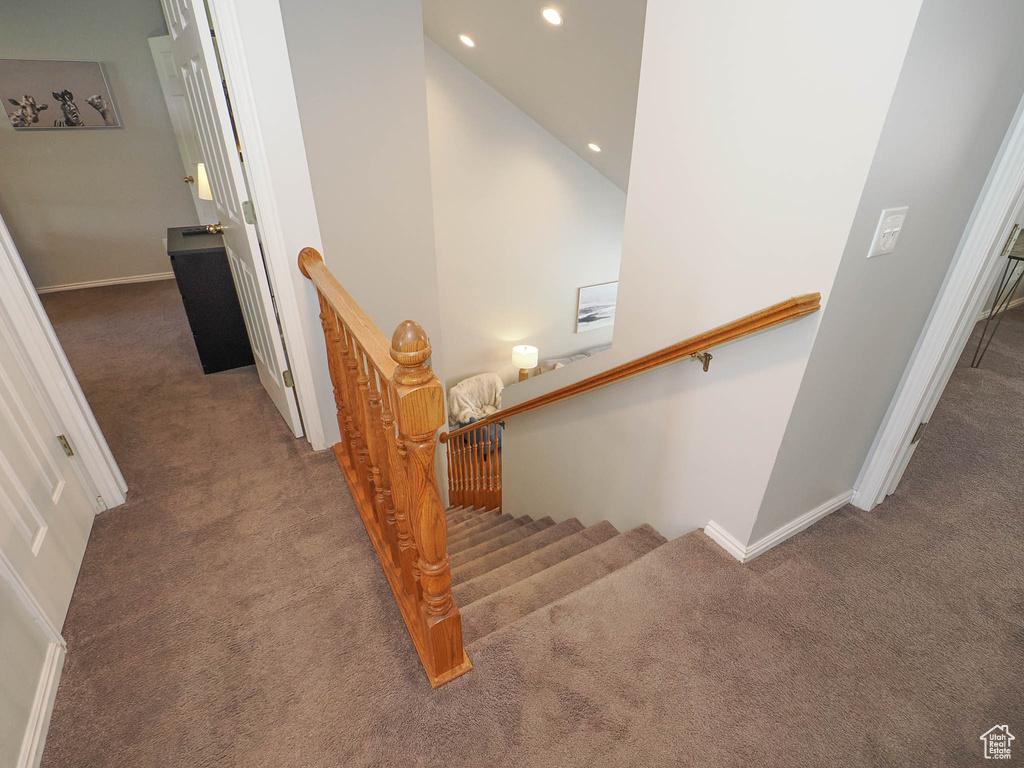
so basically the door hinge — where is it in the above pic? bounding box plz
[57,434,75,457]
[242,200,257,226]
[911,422,928,444]
[283,369,294,388]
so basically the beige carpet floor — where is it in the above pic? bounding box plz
[38,280,1023,767]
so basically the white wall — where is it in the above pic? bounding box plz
[753,0,1024,542]
[499,0,922,541]
[0,0,199,290]
[279,0,447,447]
[424,39,626,389]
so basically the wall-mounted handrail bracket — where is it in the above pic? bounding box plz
[691,351,713,372]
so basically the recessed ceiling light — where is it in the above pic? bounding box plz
[542,8,564,26]
[459,34,475,47]
[588,143,602,153]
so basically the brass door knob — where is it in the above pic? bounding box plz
[184,175,195,183]
[205,222,223,234]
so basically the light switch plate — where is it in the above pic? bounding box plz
[867,207,909,258]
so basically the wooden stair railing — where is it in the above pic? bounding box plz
[441,293,822,509]
[445,421,502,511]
[298,247,470,688]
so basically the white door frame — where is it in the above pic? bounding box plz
[1,550,65,768]
[854,92,1024,510]
[205,0,330,450]
[0,215,126,510]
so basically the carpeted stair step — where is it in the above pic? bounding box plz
[450,512,509,540]
[450,517,555,569]
[446,505,473,524]
[448,512,516,540]
[448,516,534,555]
[453,520,619,606]
[466,530,738,658]
[449,515,531,549]
[460,524,668,645]
[447,507,484,526]
[452,518,588,586]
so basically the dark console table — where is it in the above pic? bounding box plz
[167,226,254,374]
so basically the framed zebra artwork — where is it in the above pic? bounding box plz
[1,59,120,130]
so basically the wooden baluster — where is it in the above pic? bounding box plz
[461,434,469,507]
[481,423,490,509]
[488,422,496,508]
[445,431,455,507]
[486,422,495,509]
[483,430,491,507]
[381,385,420,597]
[327,311,360,473]
[452,433,462,508]
[451,435,461,508]
[339,324,372,502]
[493,423,500,508]
[313,292,352,461]
[460,436,468,507]
[463,431,473,509]
[395,436,423,596]
[390,321,464,680]
[332,312,361,469]
[457,434,467,507]
[495,423,502,508]
[352,342,387,537]
[366,367,402,569]
[468,429,476,509]
[474,426,483,509]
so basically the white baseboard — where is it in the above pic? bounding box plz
[18,643,64,768]
[35,272,174,294]
[976,294,1024,322]
[704,490,855,563]
[702,521,748,562]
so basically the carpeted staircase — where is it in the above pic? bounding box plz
[445,504,669,646]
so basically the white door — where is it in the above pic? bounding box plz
[160,0,304,437]
[0,296,99,767]
[0,578,63,768]
[149,34,217,225]
[0,303,96,630]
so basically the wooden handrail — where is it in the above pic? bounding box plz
[442,293,820,443]
[299,248,396,377]
[298,247,470,688]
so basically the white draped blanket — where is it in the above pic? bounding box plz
[447,372,503,427]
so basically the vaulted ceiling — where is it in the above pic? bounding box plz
[422,0,647,191]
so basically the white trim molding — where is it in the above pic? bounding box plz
[35,271,174,295]
[854,92,1024,511]
[705,491,855,563]
[1,498,69,768]
[17,643,64,768]
[0,214,127,508]
[702,521,748,562]
[975,292,1024,323]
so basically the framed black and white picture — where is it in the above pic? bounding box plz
[1,59,120,130]
[576,281,618,333]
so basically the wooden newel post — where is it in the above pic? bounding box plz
[390,320,466,680]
